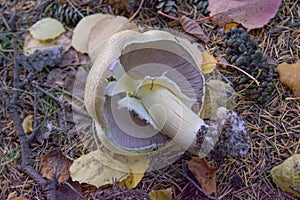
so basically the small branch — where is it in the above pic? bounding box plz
[129,0,144,21]
[11,38,58,199]
[11,38,47,187]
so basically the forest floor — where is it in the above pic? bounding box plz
[0,0,299,199]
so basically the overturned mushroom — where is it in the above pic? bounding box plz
[84,30,250,158]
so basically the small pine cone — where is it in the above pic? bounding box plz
[187,0,209,15]
[231,175,245,190]
[48,3,84,27]
[156,0,178,17]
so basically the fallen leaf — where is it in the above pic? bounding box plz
[180,16,209,43]
[271,154,300,197]
[72,14,114,53]
[23,31,71,55]
[40,149,73,183]
[116,154,150,189]
[223,23,238,32]
[119,173,145,189]
[208,0,282,29]
[200,79,236,120]
[18,46,63,71]
[22,115,33,134]
[149,188,172,200]
[29,18,65,41]
[69,150,130,187]
[57,48,87,67]
[276,60,300,97]
[201,51,217,74]
[187,157,217,195]
[7,191,28,200]
[88,16,137,61]
[56,181,83,200]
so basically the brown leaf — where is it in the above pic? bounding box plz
[7,192,28,200]
[179,16,209,43]
[187,157,217,195]
[56,181,83,200]
[208,0,282,29]
[276,60,300,98]
[40,149,73,183]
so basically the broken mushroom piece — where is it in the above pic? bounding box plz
[84,30,250,157]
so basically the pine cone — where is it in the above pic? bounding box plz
[156,0,178,17]
[231,175,245,190]
[187,0,209,15]
[222,27,278,105]
[48,3,84,27]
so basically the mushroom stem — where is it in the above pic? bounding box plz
[137,84,218,155]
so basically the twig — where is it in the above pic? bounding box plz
[11,38,57,199]
[129,0,144,21]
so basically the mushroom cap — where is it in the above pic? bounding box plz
[84,30,205,155]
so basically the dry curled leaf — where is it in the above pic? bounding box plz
[149,188,172,200]
[271,154,300,197]
[29,18,65,41]
[22,115,33,134]
[180,16,209,43]
[276,60,300,98]
[208,0,281,29]
[187,157,217,195]
[40,149,72,183]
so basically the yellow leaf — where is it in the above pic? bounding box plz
[276,60,300,98]
[201,51,217,74]
[271,154,300,197]
[200,79,236,120]
[114,153,150,189]
[69,150,130,187]
[29,18,65,41]
[119,172,144,189]
[224,23,239,32]
[149,188,172,200]
[22,115,33,134]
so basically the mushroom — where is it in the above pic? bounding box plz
[84,30,250,158]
